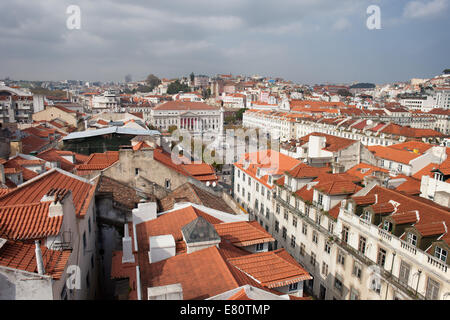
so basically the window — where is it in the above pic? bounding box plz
[248,178,251,186]
[337,250,346,267]
[237,170,240,178]
[302,223,308,235]
[312,231,318,244]
[247,192,251,202]
[288,282,298,292]
[369,276,381,294]
[292,217,297,228]
[88,217,91,234]
[282,227,287,240]
[322,262,329,276]
[284,209,289,221]
[318,193,323,205]
[237,184,240,193]
[328,221,334,233]
[305,206,310,217]
[83,232,87,253]
[377,248,387,268]
[165,179,171,189]
[286,194,290,204]
[291,235,296,248]
[399,261,411,285]
[91,254,94,269]
[256,183,259,192]
[276,203,280,214]
[334,276,343,294]
[362,211,371,223]
[266,208,270,219]
[295,199,299,209]
[350,288,360,300]
[358,236,367,255]
[407,233,417,247]
[256,243,264,252]
[310,252,316,267]
[383,220,392,232]
[300,243,305,256]
[352,261,362,279]
[342,226,349,243]
[86,271,90,289]
[324,242,331,254]
[135,168,139,175]
[435,246,448,262]
[425,278,441,300]
[274,221,279,233]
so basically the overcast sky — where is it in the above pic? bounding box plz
[1,0,449,84]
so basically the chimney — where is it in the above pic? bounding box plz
[132,202,157,224]
[34,240,45,275]
[148,235,175,263]
[48,201,64,218]
[122,224,135,263]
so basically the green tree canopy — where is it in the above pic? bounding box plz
[167,80,191,94]
[145,74,161,89]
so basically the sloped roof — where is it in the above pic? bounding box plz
[0,202,62,241]
[0,169,96,217]
[0,240,71,279]
[227,249,312,288]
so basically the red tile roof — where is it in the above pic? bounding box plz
[368,145,421,165]
[314,180,360,196]
[0,169,96,217]
[215,221,274,247]
[0,240,71,279]
[76,151,119,172]
[227,249,312,288]
[20,135,51,154]
[0,202,62,240]
[153,148,218,182]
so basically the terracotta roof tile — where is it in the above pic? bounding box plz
[215,221,274,247]
[0,169,96,217]
[0,202,62,240]
[227,249,312,288]
[0,240,71,279]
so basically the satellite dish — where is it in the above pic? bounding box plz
[206,181,210,186]
[212,182,217,187]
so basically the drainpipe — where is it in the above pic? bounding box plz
[415,270,422,297]
[35,240,45,275]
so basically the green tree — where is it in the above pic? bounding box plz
[167,80,191,94]
[168,125,178,134]
[443,69,450,75]
[145,74,161,89]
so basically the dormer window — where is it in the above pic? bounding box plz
[318,193,324,206]
[383,221,393,232]
[407,233,417,247]
[268,176,272,184]
[434,173,444,182]
[362,211,372,223]
[435,246,447,262]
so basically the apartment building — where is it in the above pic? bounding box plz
[0,168,99,300]
[280,132,377,171]
[233,150,301,231]
[235,149,450,300]
[0,86,34,124]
